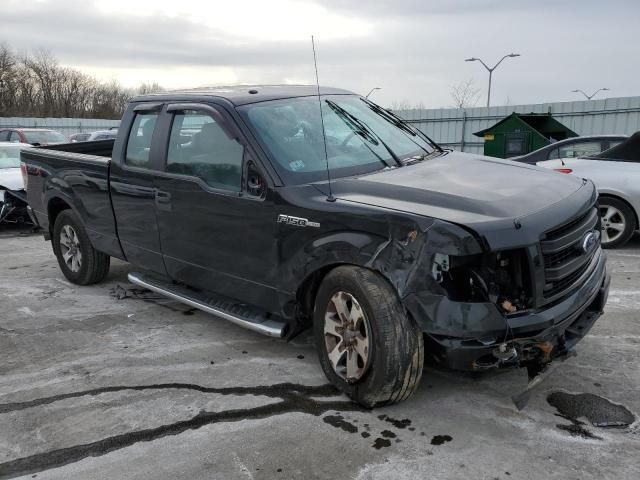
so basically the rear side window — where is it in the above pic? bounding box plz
[558,141,601,158]
[0,131,9,141]
[125,113,159,167]
[165,110,244,191]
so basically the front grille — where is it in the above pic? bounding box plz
[543,258,591,298]
[544,208,592,241]
[540,206,599,301]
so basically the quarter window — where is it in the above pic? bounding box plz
[125,112,159,167]
[558,141,601,158]
[166,110,244,192]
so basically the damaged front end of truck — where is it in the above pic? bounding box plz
[362,193,609,403]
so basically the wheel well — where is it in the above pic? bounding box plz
[295,262,403,325]
[47,197,71,233]
[296,264,343,324]
[599,193,639,230]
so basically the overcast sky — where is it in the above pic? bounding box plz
[2,0,639,108]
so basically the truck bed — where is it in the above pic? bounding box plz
[22,140,123,258]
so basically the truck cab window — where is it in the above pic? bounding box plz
[125,113,158,167]
[166,111,243,192]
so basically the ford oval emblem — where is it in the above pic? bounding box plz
[581,231,600,254]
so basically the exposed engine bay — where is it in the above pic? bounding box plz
[433,249,532,314]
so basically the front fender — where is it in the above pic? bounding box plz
[279,214,485,331]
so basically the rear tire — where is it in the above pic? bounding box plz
[52,210,110,285]
[313,266,424,408]
[599,197,635,248]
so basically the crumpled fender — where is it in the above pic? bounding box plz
[277,202,496,336]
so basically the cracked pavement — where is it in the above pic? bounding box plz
[0,226,638,479]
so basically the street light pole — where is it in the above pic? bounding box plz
[465,53,520,107]
[571,88,610,100]
[365,87,381,99]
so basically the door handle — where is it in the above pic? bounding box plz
[154,189,172,210]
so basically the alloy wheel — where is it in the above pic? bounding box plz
[59,225,82,272]
[600,205,626,245]
[323,291,372,382]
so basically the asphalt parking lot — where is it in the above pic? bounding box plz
[0,225,638,480]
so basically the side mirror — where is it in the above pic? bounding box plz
[31,142,41,147]
[246,162,266,198]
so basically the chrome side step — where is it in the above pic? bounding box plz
[127,272,288,338]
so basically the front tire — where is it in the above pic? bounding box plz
[313,266,424,408]
[599,197,635,248]
[52,210,110,285]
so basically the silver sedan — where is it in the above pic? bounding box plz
[537,133,640,248]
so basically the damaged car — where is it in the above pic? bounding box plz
[22,86,610,408]
[0,142,33,226]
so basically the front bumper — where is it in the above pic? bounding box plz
[424,250,610,371]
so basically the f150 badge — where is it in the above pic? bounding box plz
[277,214,320,228]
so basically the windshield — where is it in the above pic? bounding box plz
[239,95,436,184]
[0,145,21,169]
[23,130,67,144]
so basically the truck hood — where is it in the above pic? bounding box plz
[330,150,586,233]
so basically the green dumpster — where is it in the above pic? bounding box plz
[474,113,578,158]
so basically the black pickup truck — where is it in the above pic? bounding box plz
[23,85,610,407]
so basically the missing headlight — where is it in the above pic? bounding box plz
[435,249,533,312]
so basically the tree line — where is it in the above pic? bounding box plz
[0,43,162,119]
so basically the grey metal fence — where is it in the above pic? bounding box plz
[395,96,640,155]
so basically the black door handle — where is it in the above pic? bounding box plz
[155,190,171,203]
[154,189,172,210]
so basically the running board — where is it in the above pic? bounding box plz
[127,272,288,338]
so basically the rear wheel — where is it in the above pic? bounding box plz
[313,266,424,408]
[599,197,635,248]
[52,210,110,285]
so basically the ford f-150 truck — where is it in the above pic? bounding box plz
[22,85,610,407]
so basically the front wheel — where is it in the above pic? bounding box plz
[313,266,424,408]
[52,210,110,285]
[599,197,635,248]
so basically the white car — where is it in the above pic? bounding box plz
[537,132,640,248]
[0,141,31,225]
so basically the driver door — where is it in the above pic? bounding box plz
[153,103,281,311]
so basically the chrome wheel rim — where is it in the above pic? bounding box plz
[324,291,371,382]
[600,205,626,245]
[60,225,82,272]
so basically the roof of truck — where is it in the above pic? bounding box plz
[132,84,355,106]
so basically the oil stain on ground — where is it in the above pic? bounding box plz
[430,434,452,445]
[377,414,412,429]
[547,391,636,439]
[372,438,392,449]
[0,382,361,479]
[323,414,358,433]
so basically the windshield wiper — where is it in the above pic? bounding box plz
[326,100,402,167]
[361,98,443,153]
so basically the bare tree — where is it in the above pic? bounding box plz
[450,78,481,109]
[136,82,164,95]
[0,42,166,119]
[390,99,412,111]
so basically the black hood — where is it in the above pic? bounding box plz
[329,151,590,245]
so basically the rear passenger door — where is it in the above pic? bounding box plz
[153,103,280,310]
[109,104,166,274]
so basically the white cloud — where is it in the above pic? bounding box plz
[1,0,639,107]
[95,0,372,41]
